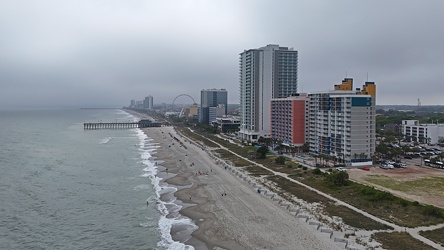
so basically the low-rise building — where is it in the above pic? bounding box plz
[402,120,444,144]
[211,116,240,133]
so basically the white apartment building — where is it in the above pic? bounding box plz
[239,44,298,141]
[308,79,376,166]
[402,120,444,144]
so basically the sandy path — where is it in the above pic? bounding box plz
[143,125,343,250]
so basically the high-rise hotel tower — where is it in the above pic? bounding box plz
[308,78,376,166]
[199,88,228,124]
[239,44,298,141]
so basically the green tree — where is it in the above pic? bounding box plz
[274,156,286,165]
[376,143,389,159]
[257,146,269,159]
[312,168,322,175]
[327,171,349,186]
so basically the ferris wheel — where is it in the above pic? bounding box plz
[172,94,197,117]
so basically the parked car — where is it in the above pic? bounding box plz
[393,163,407,168]
[336,167,347,172]
[404,156,413,159]
[380,164,394,169]
[361,167,370,171]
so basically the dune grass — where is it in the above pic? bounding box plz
[372,232,436,250]
[419,227,444,247]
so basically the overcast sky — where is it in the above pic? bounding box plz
[1,0,443,108]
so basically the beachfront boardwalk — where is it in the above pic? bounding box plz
[83,119,161,129]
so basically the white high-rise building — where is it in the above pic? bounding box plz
[239,44,298,142]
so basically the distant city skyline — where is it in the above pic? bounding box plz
[1,1,444,108]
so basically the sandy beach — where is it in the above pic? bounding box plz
[141,123,344,250]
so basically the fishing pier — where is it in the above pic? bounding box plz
[84,119,161,130]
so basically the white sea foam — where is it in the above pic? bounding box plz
[135,127,196,250]
[99,137,113,144]
[133,184,151,191]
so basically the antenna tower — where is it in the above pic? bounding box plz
[417,98,421,106]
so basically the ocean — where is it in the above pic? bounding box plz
[0,108,195,250]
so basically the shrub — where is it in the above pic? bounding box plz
[302,166,308,170]
[399,200,409,207]
[360,187,394,202]
[312,168,322,175]
[327,171,349,186]
[423,205,443,218]
[360,186,377,196]
[371,191,394,202]
[275,156,286,165]
[257,146,268,159]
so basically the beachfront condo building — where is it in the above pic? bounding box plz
[271,93,310,147]
[144,95,154,110]
[199,89,228,124]
[308,78,376,166]
[239,44,298,142]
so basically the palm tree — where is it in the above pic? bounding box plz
[376,142,389,159]
[401,145,411,156]
[437,152,444,162]
[418,136,425,145]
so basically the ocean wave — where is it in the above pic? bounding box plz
[135,127,196,250]
[99,137,113,144]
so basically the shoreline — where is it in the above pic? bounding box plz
[129,110,343,249]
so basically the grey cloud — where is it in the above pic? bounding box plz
[0,0,443,108]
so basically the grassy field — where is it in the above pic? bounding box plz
[363,175,444,195]
[254,157,304,175]
[245,165,274,176]
[372,232,436,250]
[267,175,391,230]
[294,173,444,227]
[213,149,252,167]
[176,127,219,148]
[420,227,444,247]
